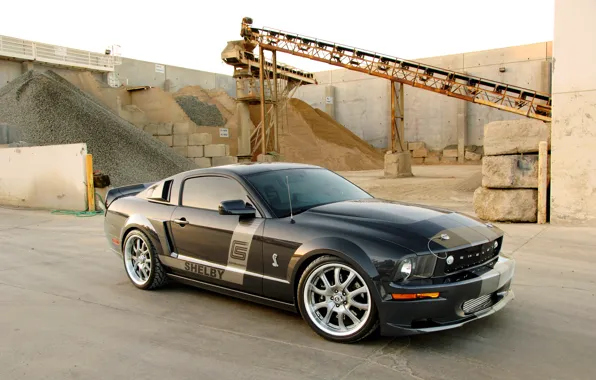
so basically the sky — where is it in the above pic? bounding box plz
[1,0,554,75]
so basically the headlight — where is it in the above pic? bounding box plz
[398,258,413,279]
[392,254,437,282]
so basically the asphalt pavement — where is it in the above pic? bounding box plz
[0,207,594,380]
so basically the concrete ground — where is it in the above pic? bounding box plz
[1,165,595,380]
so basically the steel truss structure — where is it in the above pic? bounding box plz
[240,18,552,124]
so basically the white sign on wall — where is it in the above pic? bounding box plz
[155,64,165,73]
[219,128,229,138]
[325,96,334,104]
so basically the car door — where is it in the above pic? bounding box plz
[169,175,265,295]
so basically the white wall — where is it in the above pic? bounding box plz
[550,0,596,225]
[0,143,88,211]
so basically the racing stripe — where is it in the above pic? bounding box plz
[221,218,264,285]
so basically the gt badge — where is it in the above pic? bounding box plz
[272,253,279,267]
[446,255,454,265]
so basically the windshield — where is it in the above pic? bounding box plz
[244,168,373,218]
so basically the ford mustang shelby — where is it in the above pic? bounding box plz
[103,163,515,343]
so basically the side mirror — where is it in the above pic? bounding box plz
[218,199,256,217]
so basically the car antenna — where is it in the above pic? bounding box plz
[286,175,295,224]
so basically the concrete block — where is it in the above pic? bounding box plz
[157,123,173,136]
[473,187,537,222]
[412,157,424,165]
[412,148,428,158]
[482,155,540,188]
[173,122,190,135]
[257,154,280,162]
[465,151,482,161]
[173,134,188,147]
[443,148,459,158]
[425,155,440,164]
[173,146,188,157]
[384,152,413,178]
[441,156,457,163]
[189,133,212,146]
[484,119,551,156]
[157,136,173,147]
[188,145,204,158]
[204,144,227,158]
[212,156,239,166]
[143,124,158,136]
[408,141,426,151]
[194,157,211,168]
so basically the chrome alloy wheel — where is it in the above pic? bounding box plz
[124,235,152,286]
[303,263,372,337]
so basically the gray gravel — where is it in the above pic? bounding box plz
[0,70,196,187]
[175,95,225,126]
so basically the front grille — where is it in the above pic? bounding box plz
[443,240,500,274]
[462,294,494,314]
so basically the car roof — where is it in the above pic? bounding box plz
[179,162,323,178]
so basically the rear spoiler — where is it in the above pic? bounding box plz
[105,182,155,209]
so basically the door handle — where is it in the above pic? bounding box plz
[173,218,189,226]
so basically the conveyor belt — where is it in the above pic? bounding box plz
[240,17,551,122]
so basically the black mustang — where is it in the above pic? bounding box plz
[103,163,515,343]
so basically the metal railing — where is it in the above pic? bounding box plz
[0,34,121,72]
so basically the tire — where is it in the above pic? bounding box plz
[297,255,379,343]
[122,229,167,290]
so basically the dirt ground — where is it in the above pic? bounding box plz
[339,164,482,216]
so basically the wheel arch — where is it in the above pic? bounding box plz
[289,237,382,304]
[120,214,169,258]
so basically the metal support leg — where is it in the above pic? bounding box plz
[272,50,279,152]
[390,82,406,153]
[259,46,266,155]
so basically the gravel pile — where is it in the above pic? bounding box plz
[175,95,225,126]
[0,70,196,186]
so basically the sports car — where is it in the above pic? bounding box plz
[103,162,515,343]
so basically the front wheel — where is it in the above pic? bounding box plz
[297,256,379,343]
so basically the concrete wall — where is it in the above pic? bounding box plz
[1,55,235,97]
[114,58,235,97]
[551,0,596,225]
[294,71,390,147]
[294,42,552,150]
[0,143,88,211]
[0,60,22,88]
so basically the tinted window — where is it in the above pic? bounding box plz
[182,176,248,210]
[245,168,372,218]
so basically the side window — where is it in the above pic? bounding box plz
[181,176,249,211]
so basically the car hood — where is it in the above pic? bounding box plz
[303,198,502,253]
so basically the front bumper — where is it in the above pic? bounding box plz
[378,256,515,336]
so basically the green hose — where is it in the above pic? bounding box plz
[50,191,106,217]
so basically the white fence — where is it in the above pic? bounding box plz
[0,34,121,72]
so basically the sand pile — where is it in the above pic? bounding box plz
[271,99,383,171]
[0,70,196,186]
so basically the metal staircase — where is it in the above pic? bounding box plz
[250,80,302,158]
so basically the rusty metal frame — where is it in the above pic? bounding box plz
[241,21,552,122]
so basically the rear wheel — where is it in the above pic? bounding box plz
[123,230,167,290]
[297,255,379,343]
